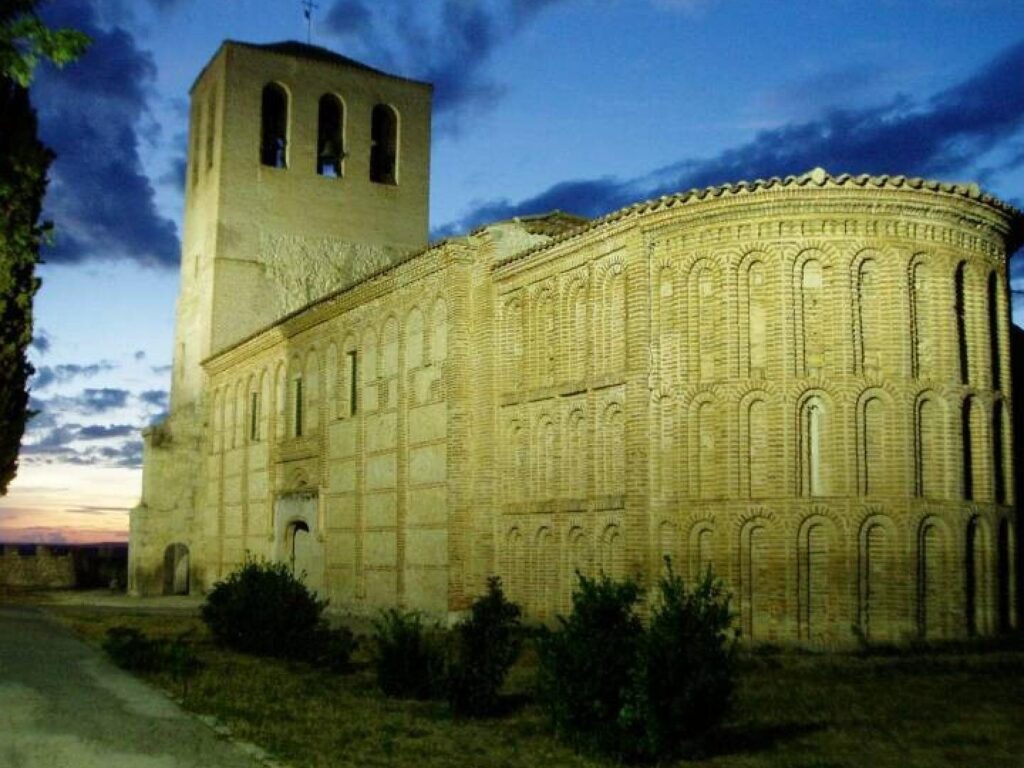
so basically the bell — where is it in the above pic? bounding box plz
[319,140,344,160]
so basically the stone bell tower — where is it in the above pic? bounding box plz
[171,40,432,413]
[131,41,432,595]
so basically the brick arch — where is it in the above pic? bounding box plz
[737,514,773,642]
[404,305,425,370]
[738,389,773,499]
[916,514,952,639]
[686,518,715,583]
[965,514,995,636]
[796,513,843,642]
[857,512,900,642]
[656,519,679,575]
[854,386,897,497]
[598,523,624,579]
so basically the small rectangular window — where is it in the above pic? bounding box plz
[294,378,304,437]
[347,350,357,416]
[250,391,260,442]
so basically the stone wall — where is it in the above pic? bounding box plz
[0,544,125,589]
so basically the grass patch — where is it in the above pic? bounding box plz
[50,605,1024,768]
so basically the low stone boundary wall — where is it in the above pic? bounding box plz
[0,544,128,589]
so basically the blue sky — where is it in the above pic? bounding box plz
[3,0,1024,543]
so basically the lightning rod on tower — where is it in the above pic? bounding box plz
[302,0,319,44]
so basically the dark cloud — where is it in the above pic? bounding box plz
[79,388,130,413]
[324,0,373,36]
[438,38,1024,236]
[32,388,131,417]
[157,154,187,192]
[30,330,52,355]
[133,350,146,361]
[139,389,168,409]
[35,0,180,268]
[23,425,81,452]
[77,424,136,440]
[31,362,116,391]
[98,439,144,468]
[150,364,172,375]
[323,0,572,126]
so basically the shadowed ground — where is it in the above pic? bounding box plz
[0,605,267,768]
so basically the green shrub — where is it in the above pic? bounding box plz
[621,564,737,760]
[537,565,737,762]
[103,626,169,672]
[536,573,645,758]
[201,557,351,669]
[103,626,201,694]
[372,607,445,699]
[448,576,522,716]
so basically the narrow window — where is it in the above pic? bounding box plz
[250,391,260,441]
[369,104,397,184]
[346,350,357,415]
[294,377,303,437]
[317,94,344,177]
[962,397,974,501]
[801,398,824,497]
[988,272,1001,389]
[260,83,289,168]
[955,263,968,384]
[205,86,217,171]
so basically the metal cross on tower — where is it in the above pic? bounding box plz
[302,0,319,44]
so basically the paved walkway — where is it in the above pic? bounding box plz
[0,606,266,768]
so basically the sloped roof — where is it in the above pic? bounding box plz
[196,40,431,89]
[495,168,1024,268]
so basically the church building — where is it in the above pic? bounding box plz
[130,40,1023,645]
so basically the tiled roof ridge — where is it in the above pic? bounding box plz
[493,167,1024,269]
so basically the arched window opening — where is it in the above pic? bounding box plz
[801,398,825,497]
[961,398,974,501]
[988,272,1001,389]
[370,104,397,184]
[993,401,1006,505]
[260,83,288,168]
[317,94,344,177]
[955,263,968,384]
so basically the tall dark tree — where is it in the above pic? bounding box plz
[0,2,87,494]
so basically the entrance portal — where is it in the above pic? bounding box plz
[274,493,323,594]
[162,543,190,595]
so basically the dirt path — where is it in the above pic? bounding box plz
[0,606,267,768]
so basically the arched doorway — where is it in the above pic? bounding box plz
[274,492,323,594]
[162,543,189,595]
[286,520,312,577]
